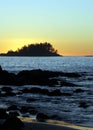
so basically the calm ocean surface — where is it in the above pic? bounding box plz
[0,56,93,73]
[0,56,93,127]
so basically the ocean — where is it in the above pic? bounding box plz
[0,56,93,127]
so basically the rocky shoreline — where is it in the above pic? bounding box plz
[0,66,82,86]
[0,110,92,130]
[0,66,91,127]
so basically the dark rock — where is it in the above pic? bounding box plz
[22,87,49,95]
[17,69,50,85]
[48,79,58,86]
[0,70,16,85]
[0,65,2,72]
[4,92,16,97]
[60,81,77,86]
[79,102,89,108]
[21,88,30,93]
[7,105,18,111]
[0,124,3,130]
[62,93,72,96]
[29,109,37,115]
[50,115,61,120]
[61,72,81,78]
[0,66,82,86]
[20,106,36,114]
[23,87,63,96]
[30,88,49,95]
[0,92,16,97]
[1,87,13,92]
[8,111,20,116]
[74,89,84,93]
[20,106,29,113]
[36,113,49,122]
[3,116,24,130]
[26,98,37,102]
[49,89,62,96]
[0,109,9,119]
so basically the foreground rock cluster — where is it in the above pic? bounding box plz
[0,109,24,130]
[0,66,90,126]
[0,109,61,130]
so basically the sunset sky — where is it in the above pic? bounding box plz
[0,0,93,56]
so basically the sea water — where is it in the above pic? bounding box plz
[0,56,93,127]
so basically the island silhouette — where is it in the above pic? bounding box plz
[0,42,61,56]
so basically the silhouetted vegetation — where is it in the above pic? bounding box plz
[0,42,61,56]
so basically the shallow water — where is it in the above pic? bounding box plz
[0,56,93,127]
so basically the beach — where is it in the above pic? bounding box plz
[19,117,93,130]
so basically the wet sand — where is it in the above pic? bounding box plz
[19,117,93,130]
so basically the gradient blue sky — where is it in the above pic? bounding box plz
[0,0,93,55]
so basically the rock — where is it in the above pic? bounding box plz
[61,72,81,78]
[20,106,36,114]
[60,81,77,86]
[17,69,50,85]
[0,70,16,85]
[3,116,24,130]
[30,88,49,95]
[36,113,49,122]
[26,98,37,102]
[21,88,30,93]
[0,65,2,72]
[0,66,82,86]
[7,105,18,111]
[79,102,89,108]
[49,89,62,96]
[8,111,20,116]
[29,109,37,115]
[62,93,72,96]
[74,89,84,93]
[50,115,61,120]
[20,106,29,113]
[0,109,9,119]
[4,92,16,97]
[1,87,13,92]
[48,79,58,86]
[22,87,49,95]
[0,124,3,130]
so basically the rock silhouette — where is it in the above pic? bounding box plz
[0,66,80,86]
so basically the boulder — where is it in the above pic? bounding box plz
[79,102,89,108]
[3,116,24,130]
[74,89,84,93]
[0,70,16,85]
[7,105,18,111]
[0,109,9,119]
[0,65,2,72]
[26,98,38,102]
[36,113,49,122]
[1,87,13,92]
[49,89,62,96]
[4,92,16,97]
[0,66,82,86]
[20,106,36,114]
[8,111,20,116]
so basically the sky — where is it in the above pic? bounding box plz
[0,0,93,56]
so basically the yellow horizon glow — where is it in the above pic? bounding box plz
[0,0,93,56]
[0,38,93,56]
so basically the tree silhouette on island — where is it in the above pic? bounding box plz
[0,42,61,56]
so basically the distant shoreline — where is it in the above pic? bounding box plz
[85,55,93,57]
[0,55,62,57]
[0,42,61,57]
